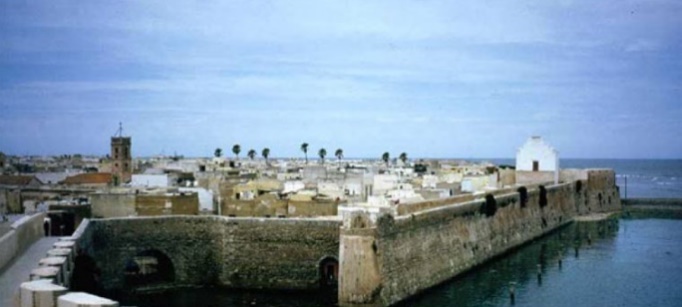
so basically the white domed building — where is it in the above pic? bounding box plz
[515,136,559,185]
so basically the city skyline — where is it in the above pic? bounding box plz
[1,0,681,159]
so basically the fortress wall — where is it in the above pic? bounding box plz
[78,216,340,291]
[217,218,341,289]
[87,216,222,290]
[340,170,621,306]
[0,212,46,273]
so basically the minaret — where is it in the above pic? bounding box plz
[111,123,132,184]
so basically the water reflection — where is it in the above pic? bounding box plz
[398,219,621,307]
[401,218,682,307]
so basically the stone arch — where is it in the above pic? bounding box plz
[318,256,339,288]
[124,249,175,288]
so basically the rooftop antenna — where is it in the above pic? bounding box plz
[114,122,124,137]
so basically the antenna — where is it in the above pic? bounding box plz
[114,122,124,137]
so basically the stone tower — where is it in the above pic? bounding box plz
[111,123,132,184]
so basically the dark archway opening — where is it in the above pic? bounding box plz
[124,249,175,288]
[71,252,102,295]
[517,187,528,208]
[575,180,583,193]
[319,257,339,289]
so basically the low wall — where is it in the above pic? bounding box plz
[622,198,682,219]
[135,193,199,216]
[74,216,341,292]
[91,193,135,218]
[223,199,339,217]
[623,198,682,206]
[0,212,46,273]
[516,171,555,185]
[339,169,621,306]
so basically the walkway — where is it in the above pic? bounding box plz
[0,237,60,307]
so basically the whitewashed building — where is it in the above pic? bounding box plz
[516,136,559,185]
[131,174,170,188]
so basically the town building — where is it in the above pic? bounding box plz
[516,136,559,185]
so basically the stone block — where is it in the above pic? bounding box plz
[20,280,67,307]
[57,292,118,307]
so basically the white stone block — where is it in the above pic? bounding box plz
[20,280,67,307]
[57,292,118,307]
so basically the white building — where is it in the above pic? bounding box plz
[131,174,170,188]
[516,136,559,184]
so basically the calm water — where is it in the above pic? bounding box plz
[399,218,682,307]
[118,218,682,307]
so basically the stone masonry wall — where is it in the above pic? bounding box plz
[340,170,621,306]
[78,216,340,292]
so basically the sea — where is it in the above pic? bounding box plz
[116,159,682,307]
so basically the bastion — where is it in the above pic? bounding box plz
[56,169,620,306]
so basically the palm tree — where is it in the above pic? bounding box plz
[382,152,390,167]
[214,148,222,158]
[318,148,327,164]
[399,152,408,165]
[262,148,270,164]
[301,143,309,164]
[247,149,256,160]
[232,144,241,160]
[335,148,343,163]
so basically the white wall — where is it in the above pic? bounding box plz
[179,187,213,211]
[516,136,559,172]
[131,174,169,188]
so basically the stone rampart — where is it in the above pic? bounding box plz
[73,216,341,292]
[339,169,621,306]
[0,212,46,272]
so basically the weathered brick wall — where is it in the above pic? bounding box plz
[217,218,341,289]
[135,193,199,216]
[222,199,339,217]
[77,216,340,292]
[91,193,136,218]
[287,200,338,217]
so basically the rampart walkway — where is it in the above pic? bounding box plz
[0,237,60,307]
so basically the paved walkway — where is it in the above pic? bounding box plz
[0,237,60,307]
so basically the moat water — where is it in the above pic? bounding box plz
[115,217,682,307]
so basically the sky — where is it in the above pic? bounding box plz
[1,0,681,159]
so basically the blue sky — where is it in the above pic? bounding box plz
[1,0,681,159]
